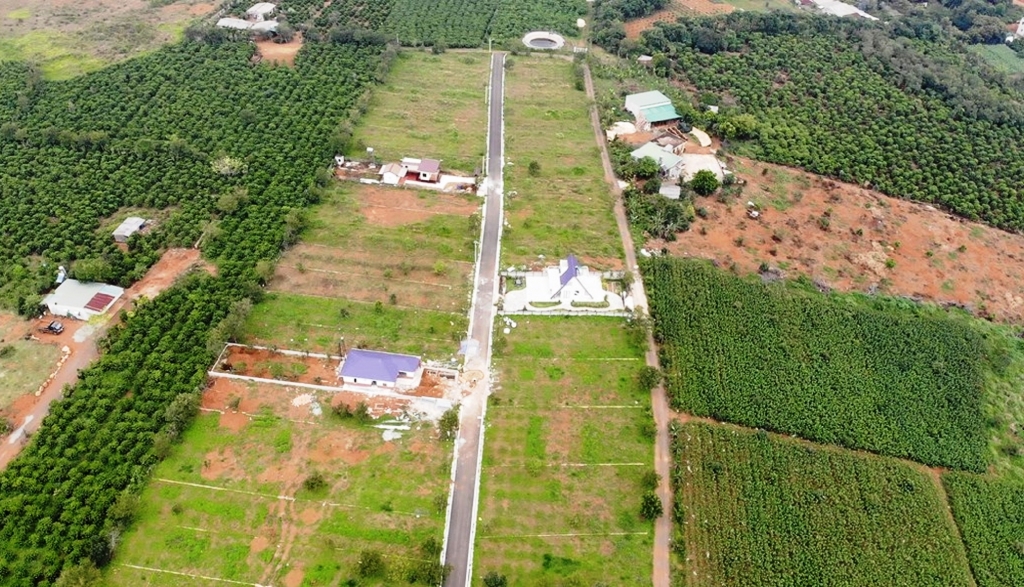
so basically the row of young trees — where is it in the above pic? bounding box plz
[0,37,390,584]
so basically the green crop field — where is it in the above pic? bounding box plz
[474,317,653,586]
[674,422,974,586]
[104,386,450,587]
[503,56,624,268]
[351,52,490,172]
[943,472,1024,587]
[969,44,1024,75]
[644,256,989,471]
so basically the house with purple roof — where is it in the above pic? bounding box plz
[337,348,423,390]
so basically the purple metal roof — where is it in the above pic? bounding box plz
[340,349,421,382]
[418,158,440,173]
[559,254,579,287]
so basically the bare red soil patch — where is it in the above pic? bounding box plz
[257,34,303,67]
[219,410,249,432]
[250,535,270,554]
[662,157,1024,323]
[202,447,245,481]
[625,0,733,39]
[298,507,322,526]
[308,429,369,465]
[283,567,304,587]
[219,346,341,387]
[357,185,480,227]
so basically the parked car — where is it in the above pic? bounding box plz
[39,321,64,335]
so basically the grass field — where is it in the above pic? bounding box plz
[104,383,450,587]
[674,422,974,585]
[969,43,1024,75]
[244,292,467,361]
[645,257,989,471]
[0,340,60,412]
[943,472,1024,587]
[474,317,652,586]
[0,0,211,80]
[270,184,479,313]
[247,183,474,360]
[503,56,623,268]
[350,51,490,172]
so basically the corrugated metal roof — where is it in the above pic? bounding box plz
[339,349,421,383]
[84,293,115,312]
[251,20,279,32]
[631,142,683,171]
[626,90,671,109]
[217,17,252,30]
[418,158,440,173]
[42,279,124,313]
[641,103,680,123]
[248,2,277,14]
[113,216,146,238]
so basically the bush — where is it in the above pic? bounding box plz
[641,490,663,520]
[690,169,720,196]
[637,365,661,392]
[484,571,509,587]
[357,549,386,578]
[303,471,328,492]
[439,405,460,441]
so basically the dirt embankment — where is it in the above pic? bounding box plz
[660,157,1024,323]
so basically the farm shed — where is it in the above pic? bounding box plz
[217,17,252,30]
[338,349,423,390]
[624,90,681,131]
[246,2,277,20]
[251,20,279,33]
[379,162,405,185]
[112,217,146,243]
[631,142,684,179]
[42,279,124,321]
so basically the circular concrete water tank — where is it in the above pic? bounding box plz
[522,31,566,50]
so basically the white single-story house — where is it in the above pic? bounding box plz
[112,217,146,243]
[503,255,625,312]
[379,163,405,186]
[624,90,681,131]
[637,55,653,66]
[631,142,684,179]
[42,279,124,321]
[400,157,442,183]
[337,349,423,390]
[246,2,277,20]
[217,17,253,30]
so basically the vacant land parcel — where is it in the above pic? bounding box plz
[0,0,213,79]
[105,379,450,587]
[0,312,60,413]
[503,56,623,268]
[351,51,490,172]
[246,184,475,359]
[674,422,974,586]
[474,317,652,585]
[644,256,988,471]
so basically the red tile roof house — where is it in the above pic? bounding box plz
[401,157,442,183]
[337,348,423,390]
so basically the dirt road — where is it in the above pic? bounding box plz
[583,62,673,587]
[0,249,203,470]
[442,51,505,587]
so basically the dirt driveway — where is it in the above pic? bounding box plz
[0,249,207,469]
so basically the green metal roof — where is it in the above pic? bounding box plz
[641,103,681,123]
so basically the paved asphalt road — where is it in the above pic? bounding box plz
[443,50,505,587]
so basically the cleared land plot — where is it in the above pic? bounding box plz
[675,422,974,586]
[666,156,1024,324]
[0,312,60,413]
[271,184,478,314]
[0,0,213,79]
[350,51,490,172]
[644,256,989,471]
[244,292,467,361]
[943,472,1024,587]
[503,56,623,268]
[969,43,1024,75]
[105,378,450,587]
[475,317,652,585]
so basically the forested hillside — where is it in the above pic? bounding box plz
[634,14,1024,232]
[0,38,386,585]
